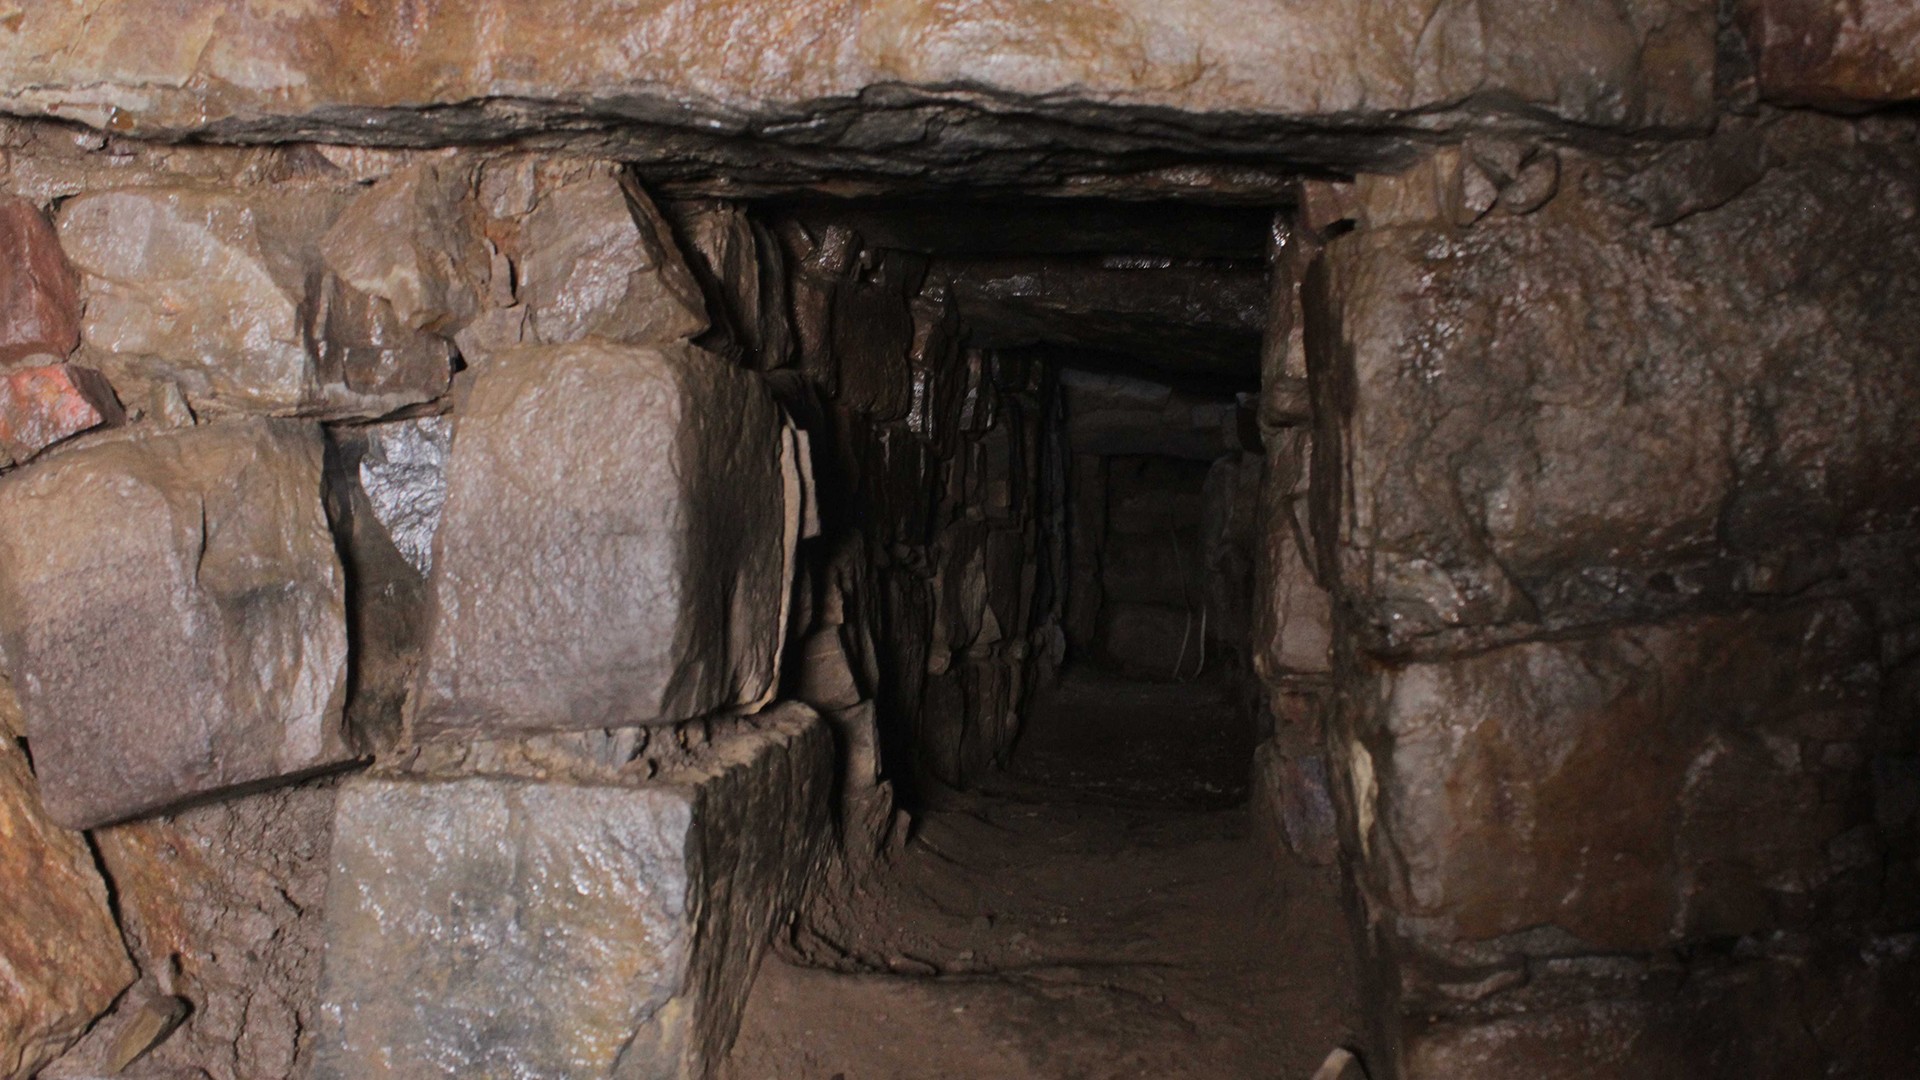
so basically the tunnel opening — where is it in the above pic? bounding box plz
[2,41,1915,1077]
[709,194,1360,1079]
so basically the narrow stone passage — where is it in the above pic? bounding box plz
[723,669,1361,1080]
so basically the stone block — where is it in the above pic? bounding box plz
[311,705,832,1080]
[792,625,862,712]
[666,201,792,369]
[0,1,1713,154]
[521,167,708,347]
[0,738,135,1080]
[1399,936,1920,1080]
[1348,601,1878,957]
[85,780,338,1080]
[1315,120,1920,645]
[1738,0,1920,107]
[1253,741,1339,866]
[0,420,352,828]
[56,186,451,418]
[319,157,489,335]
[0,363,121,465]
[0,195,81,364]
[829,256,917,420]
[1258,521,1332,677]
[413,342,798,735]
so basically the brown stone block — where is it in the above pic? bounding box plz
[412,341,797,736]
[1739,0,1920,107]
[1351,601,1878,955]
[56,186,451,419]
[0,362,121,465]
[0,738,135,1080]
[86,780,337,1080]
[520,166,708,347]
[1317,123,1920,645]
[311,706,831,1080]
[0,420,352,828]
[0,196,81,365]
[1400,937,1920,1079]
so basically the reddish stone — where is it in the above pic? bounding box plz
[0,197,82,365]
[0,363,121,465]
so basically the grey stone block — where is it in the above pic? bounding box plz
[0,419,352,828]
[311,704,832,1080]
[412,341,799,735]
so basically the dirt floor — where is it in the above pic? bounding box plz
[721,668,1364,1080]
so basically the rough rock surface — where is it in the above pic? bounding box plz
[521,167,709,347]
[319,157,489,336]
[0,195,81,364]
[667,201,793,369]
[1348,601,1878,958]
[1313,120,1920,648]
[312,705,832,1080]
[0,420,351,828]
[1399,935,1920,1079]
[413,341,797,736]
[1738,0,1920,106]
[0,0,1714,194]
[352,416,452,577]
[56,186,451,418]
[0,737,135,1080]
[0,363,121,466]
[79,780,339,1080]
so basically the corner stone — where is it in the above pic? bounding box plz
[0,419,352,828]
[311,704,832,1080]
[412,341,798,735]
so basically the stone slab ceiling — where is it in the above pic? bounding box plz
[0,0,1731,196]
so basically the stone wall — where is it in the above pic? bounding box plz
[1,5,1918,1076]
[1300,113,1920,1077]
[774,222,1066,802]
[0,134,860,1079]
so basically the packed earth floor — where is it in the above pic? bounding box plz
[722,669,1363,1080]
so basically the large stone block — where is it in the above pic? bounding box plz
[521,167,708,347]
[1347,601,1879,958]
[319,157,490,336]
[1399,936,1920,1080]
[56,186,452,418]
[413,342,798,735]
[0,195,81,364]
[1737,0,1920,107]
[1314,118,1920,646]
[0,738,135,1080]
[311,705,832,1080]
[0,420,352,828]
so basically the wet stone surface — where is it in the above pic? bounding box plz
[313,706,832,1080]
